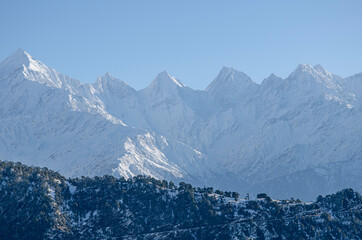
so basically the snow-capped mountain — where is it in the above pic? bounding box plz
[0,49,361,200]
[206,66,258,108]
[0,49,217,188]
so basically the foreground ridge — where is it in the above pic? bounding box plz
[0,161,361,239]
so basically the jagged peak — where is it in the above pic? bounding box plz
[289,63,333,80]
[94,72,134,94]
[103,72,113,78]
[266,73,280,80]
[9,48,30,60]
[219,66,251,78]
[219,66,235,74]
[289,64,317,79]
[261,73,283,86]
[148,71,185,89]
[313,64,332,77]
[206,67,254,93]
[0,48,51,77]
[291,63,314,74]
[0,49,86,91]
[314,64,325,72]
[0,48,31,72]
[97,72,123,83]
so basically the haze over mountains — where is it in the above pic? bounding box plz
[0,49,361,200]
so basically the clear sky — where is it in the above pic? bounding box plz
[1,0,361,90]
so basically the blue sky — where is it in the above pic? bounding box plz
[1,0,361,89]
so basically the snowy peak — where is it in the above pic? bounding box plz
[4,48,30,63]
[313,64,334,79]
[205,67,257,106]
[314,64,327,74]
[260,73,283,89]
[206,67,254,93]
[149,71,185,88]
[0,48,32,75]
[143,71,185,95]
[262,73,282,84]
[94,72,135,96]
[103,72,113,78]
[1,48,48,74]
[0,49,83,92]
[289,64,314,77]
[218,66,253,84]
[289,63,333,81]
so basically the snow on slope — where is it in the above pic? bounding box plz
[0,49,217,187]
[0,49,361,200]
[215,64,362,199]
[206,67,258,108]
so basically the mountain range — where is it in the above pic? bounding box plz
[0,49,361,200]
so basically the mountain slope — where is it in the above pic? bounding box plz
[0,49,216,187]
[220,64,362,199]
[0,49,361,200]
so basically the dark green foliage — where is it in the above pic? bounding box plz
[0,161,69,239]
[257,193,270,200]
[0,160,361,240]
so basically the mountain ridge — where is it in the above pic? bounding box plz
[0,49,361,200]
[5,49,358,90]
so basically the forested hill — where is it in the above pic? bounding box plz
[0,161,361,239]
